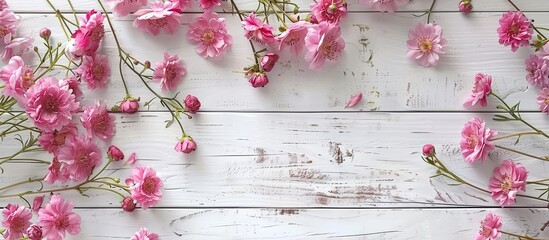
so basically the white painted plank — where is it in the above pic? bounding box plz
[10,12,545,112]
[1,112,548,207]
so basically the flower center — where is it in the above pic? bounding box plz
[90,26,104,42]
[321,36,338,60]
[142,177,156,195]
[22,69,34,90]
[418,37,433,53]
[149,18,168,28]
[284,35,299,46]
[78,153,91,167]
[164,65,177,81]
[0,25,9,38]
[499,174,513,193]
[509,24,519,35]
[201,29,215,45]
[54,215,70,230]
[480,225,492,237]
[92,63,105,81]
[43,94,59,113]
[92,113,108,133]
[467,134,479,148]
[10,217,26,232]
[53,130,68,145]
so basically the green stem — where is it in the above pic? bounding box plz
[426,0,437,23]
[34,49,67,80]
[0,178,44,192]
[500,230,542,240]
[269,0,298,23]
[495,145,549,161]
[230,0,260,65]
[490,131,541,141]
[491,92,549,139]
[78,186,127,199]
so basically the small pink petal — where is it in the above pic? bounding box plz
[126,152,137,165]
[345,92,363,108]
[32,195,45,212]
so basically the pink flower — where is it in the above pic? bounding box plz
[537,87,549,115]
[0,56,34,104]
[81,101,116,141]
[276,21,309,55]
[64,76,83,100]
[76,54,111,90]
[169,0,192,12]
[2,204,32,240]
[184,95,201,113]
[1,36,34,63]
[305,22,345,70]
[464,73,493,108]
[120,98,140,114]
[248,72,269,88]
[242,12,275,45]
[25,77,80,131]
[422,144,435,157]
[57,135,102,181]
[71,10,105,56]
[187,11,232,58]
[174,136,197,153]
[27,225,43,240]
[362,0,408,13]
[458,0,472,14]
[153,52,185,91]
[538,43,549,61]
[497,11,532,52]
[489,159,527,206]
[460,117,498,164]
[122,197,136,212]
[131,227,159,240]
[44,157,70,184]
[310,0,347,24]
[108,145,125,161]
[38,195,81,240]
[127,152,138,165]
[38,123,78,155]
[105,0,148,17]
[126,165,163,209]
[133,1,182,36]
[199,0,220,10]
[0,9,19,44]
[260,53,279,72]
[525,54,549,88]
[32,195,45,212]
[0,1,8,11]
[476,213,502,240]
[406,22,447,67]
[345,92,363,108]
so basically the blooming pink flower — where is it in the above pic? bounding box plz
[260,53,279,72]
[153,52,185,91]
[0,56,34,104]
[2,204,32,240]
[71,10,105,56]
[406,22,446,67]
[248,72,269,88]
[108,145,125,161]
[489,159,527,206]
[476,213,502,240]
[464,73,493,107]
[44,157,70,184]
[422,144,435,157]
[81,101,116,141]
[187,11,233,58]
[305,22,345,70]
[0,1,8,11]
[122,197,136,212]
[310,0,347,24]
[199,0,220,10]
[497,11,532,52]
[38,195,81,240]
[458,0,472,14]
[57,135,102,181]
[525,54,549,88]
[25,77,80,131]
[131,227,159,240]
[174,136,197,153]
[345,92,363,108]
[126,165,163,209]
[460,117,498,164]
[276,21,309,55]
[242,13,275,45]
[27,225,43,240]
[1,36,34,63]
[76,54,111,90]
[64,76,83,100]
[184,95,201,113]
[127,152,138,165]
[105,0,148,17]
[32,195,45,212]
[38,123,78,155]
[120,98,140,114]
[0,8,19,44]
[537,87,549,115]
[133,1,182,36]
[362,0,408,12]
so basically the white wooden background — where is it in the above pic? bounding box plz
[1,0,549,239]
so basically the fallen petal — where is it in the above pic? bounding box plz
[345,92,363,108]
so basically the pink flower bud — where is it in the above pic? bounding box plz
[120,98,140,114]
[27,225,43,240]
[184,95,201,114]
[144,61,151,69]
[248,72,269,88]
[422,144,435,157]
[39,27,51,39]
[260,53,279,72]
[175,136,197,154]
[458,1,472,13]
[122,196,136,212]
[108,145,125,161]
[32,195,44,212]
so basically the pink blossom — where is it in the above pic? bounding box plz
[305,22,345,70]
[242,12,275,45]
[127,152,138,165]
[105,0,148,17]
[199,0,220,10]
[464,73,493,108]
[0,56,34,104]
[0,9,19,44]
[248,72,269,88]
[133,1,182,36]
[187,11,232,58]
[25,77,80,131]
[362,0,408,13]
[174,136,197,153]
[537,87,549,115]
[276,21,309,55]
[27,225,43,240]
[64,76,83,100]
[131,227,159,240]
[406,22,446,67]
[38,123,78,155]
[260,53,279,72]
[122,197,136,212]
[71,10,105,56]
[184,95,201,113]
[108,145,125,161]
[126,165,163,209]
[475,213,502,240]
[81,101,116,141]
[422,144,435,157]
[538,43,549,61]
[2,204,32,240]
[1,36,34,63]
[460,117,498,164]
[32,195,45,212]
[169,0,192,12]
[497,11,532,52]
[38,195,81,240]
[153,52,185,91]
[345,92,363,108]
[458,0,472,14]
[44,157,70,184]
[0,1,8,11]
[524,54,549,88]
[57,135,102,181]
[489,159,527,206]
[120,98,140,114]
[310,0,347,24]
[77,54,111,90]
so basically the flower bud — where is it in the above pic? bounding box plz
[458,0,472,13]
[120,98,140,114]
[32,195,44,212]
[260,53,279,72]
[40,27,51,39]
[184,95,201,114]
[144,61,151,69]
[174,136,197,154]
[122,197,136,212]
[108,145,125,161]
[422,144,435,157]
[27,225,43,240]
[248,72,269,88]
